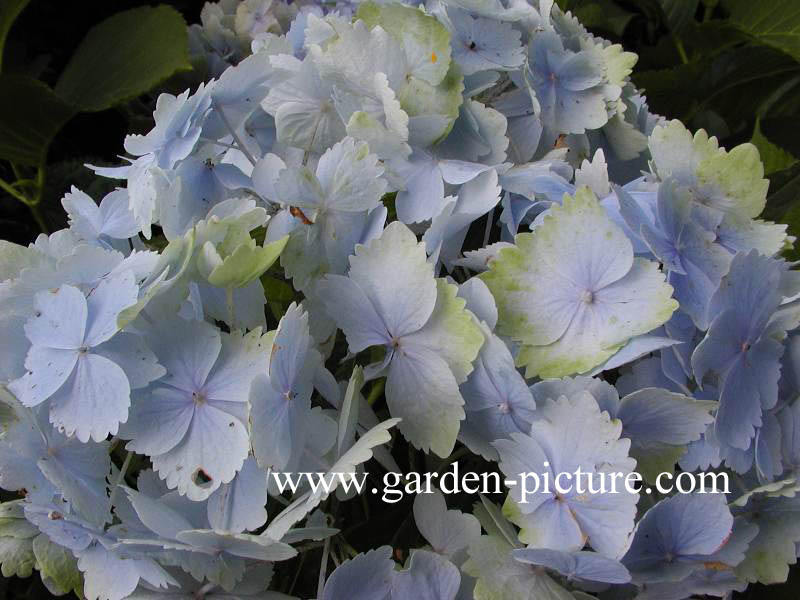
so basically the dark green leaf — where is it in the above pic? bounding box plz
[764,162,800,261]
[263,275,296,303]
[680,20,747,58]
[751,118,797,175]
[263,275,296,321]
[778,196,800,261]
[659,0,699,35]
[574,0,635,37]
[763,162,800,222]
[724,0,800,63]
[632,61,705,117]
[761,117,800,158]
[0,0,30,72]
[55,5,191,112]
[633,46,800,123]
[0,74,76,166]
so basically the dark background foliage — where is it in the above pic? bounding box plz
[1,0,799,598]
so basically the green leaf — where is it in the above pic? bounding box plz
[262,274,296,321]
[32,534,82,598]
[0,73,77,166]
[262,275,295,303]
[760,116,800,157]
[750,118,797,175]
[0,0,30,72]
[574,0,636,37]
[762,162,800,260]
[55,5,191,112]
[680,20,748,58]
[659,0,699,35]
[725,0,800,63]
[633,46,800,123]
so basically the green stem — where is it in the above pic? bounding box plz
[435,446,469,477]
[195,582,216,599]
[483,206,495,247]
[108,451,134,507]
[0,176,30,204]
[317,536,331,598]
[226,286,236,328]
[2,166,49,233]
[214,102,257,166]
[10,162,24,181]
[288,551,307,595]
[366,378,385,406]
[408,444,417,474]
[702,1,715,22]
[33,166,45,205]
[673,37,689,64]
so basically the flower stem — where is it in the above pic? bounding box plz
[108,451,134,507]
[214,103,257,166]
[317,536,331,598]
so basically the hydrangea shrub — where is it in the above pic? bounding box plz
[2,0,800,598]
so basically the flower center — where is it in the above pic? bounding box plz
[580,290,594,304]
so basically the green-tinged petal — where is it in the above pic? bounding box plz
[32,534,82,597]
[346,110,411,159]
[735,496,800,584]
[357,1,452,86]
[649,119,769,218]
[630,443,686,486]
[277,137,386,213]
[403,278,485,383]
[386,278,483,457]
[463,534,574,600]
[207,236,288,289]
[117,228,196,328]
[0,502,37,578]
[482,187,633,347]
[396,60,464,139]
[386,346,465,457]
[603,43,637,89]
[0,240,45,282]
[0,536,35,578]
[481,187,677,378]
[516,258,678,378]
[348,221,437,339]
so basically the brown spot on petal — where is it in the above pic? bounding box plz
[290,206,314,225]
[703,561,732,572]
